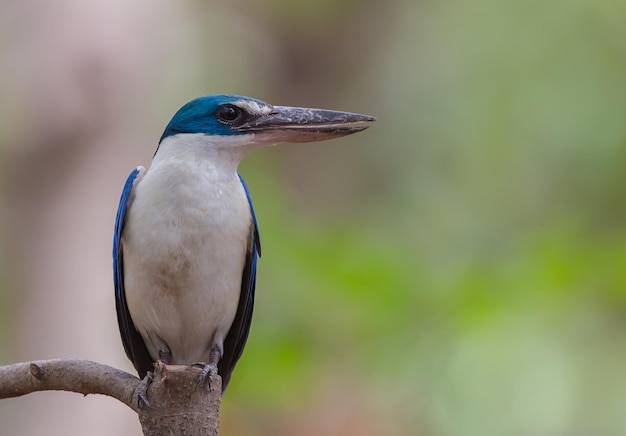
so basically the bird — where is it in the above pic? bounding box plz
[113,94,375,392]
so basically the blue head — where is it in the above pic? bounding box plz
[159,94,375,147]
[159,95,273,143]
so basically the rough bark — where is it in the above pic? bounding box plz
[0,359,221,435]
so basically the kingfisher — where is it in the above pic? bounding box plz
[113,94,374,392]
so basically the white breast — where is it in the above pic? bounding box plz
[121,134,254,364]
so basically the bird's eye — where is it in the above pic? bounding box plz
[217,105,240,123]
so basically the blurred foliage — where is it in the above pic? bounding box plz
[1,0,625,434]
[223,0,626,434]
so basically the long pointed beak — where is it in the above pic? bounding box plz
[236,106,376,143]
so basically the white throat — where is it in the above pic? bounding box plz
[153,132,256,175]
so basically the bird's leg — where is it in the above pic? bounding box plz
[192,346,221,390]
[159,349,172,365]
[137,357,170,408]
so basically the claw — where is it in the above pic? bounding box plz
[136,360,169,407]
[191,362,218,391]
[191,347,221,391]
[136,371,154,408]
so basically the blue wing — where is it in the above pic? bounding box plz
[113,167,154,378]
[218,173,261,391]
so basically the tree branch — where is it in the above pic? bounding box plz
[0,359,140,410]
[0,359,221,435]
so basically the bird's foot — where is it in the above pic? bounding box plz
[191,362,218,391]
[136,371,154,408]
[136,360,169,408]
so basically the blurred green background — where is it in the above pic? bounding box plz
[1,0,625,435]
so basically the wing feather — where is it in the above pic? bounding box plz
[113,167,153,378]
[218,174,261,391]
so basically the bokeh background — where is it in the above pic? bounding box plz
[1,0,625,435]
